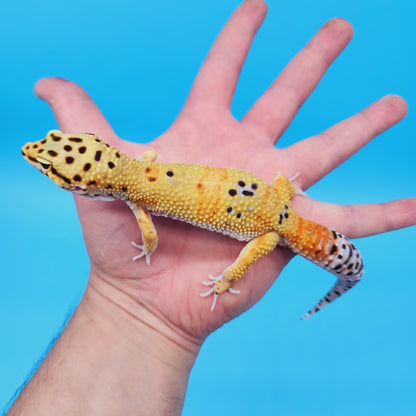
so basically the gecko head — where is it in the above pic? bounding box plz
[21,130,121,200]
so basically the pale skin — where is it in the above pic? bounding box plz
[8,0,416,415]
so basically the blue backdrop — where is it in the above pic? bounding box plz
[1,0,415,414]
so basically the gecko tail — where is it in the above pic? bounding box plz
[299,228,364,319]
[297,227,364,319]
[301,275,361,320]
[280,213,364,319]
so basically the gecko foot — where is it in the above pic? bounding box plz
[200,275,240,311]
[131,241,152,265]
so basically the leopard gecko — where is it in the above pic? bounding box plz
[22,130,364,319]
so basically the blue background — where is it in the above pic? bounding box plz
[1,0,415,414]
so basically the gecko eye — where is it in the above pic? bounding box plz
[36,157,51,170]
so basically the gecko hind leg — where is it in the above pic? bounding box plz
[200,231,281,311]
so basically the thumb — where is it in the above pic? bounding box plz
[35,77,119,145]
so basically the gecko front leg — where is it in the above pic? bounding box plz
[128,148,159,265]
[136,148,158,162]
[201,231,281,310]
[127,202,158,265]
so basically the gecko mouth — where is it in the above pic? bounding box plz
[68,185,87,194]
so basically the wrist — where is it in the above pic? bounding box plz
[9,272,201,416]
[82,276,201,415]
[85,271,202,369]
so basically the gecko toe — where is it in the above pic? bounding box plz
[131,241,152,265]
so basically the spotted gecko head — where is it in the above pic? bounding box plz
[22,130,126,200]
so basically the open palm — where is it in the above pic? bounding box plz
[34,0,415,341]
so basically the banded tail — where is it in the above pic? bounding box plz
[281,215,364,319]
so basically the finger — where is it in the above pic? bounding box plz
[35,77,119,144]
[241,18,353,142]
[293,197,416,238]
[285,94,408,189]
[184,0,267,110]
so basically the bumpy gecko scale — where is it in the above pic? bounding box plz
[22,131,364,319]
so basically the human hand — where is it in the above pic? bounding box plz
[34,0,415,345]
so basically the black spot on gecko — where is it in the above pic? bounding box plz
[330,245,338,255]
[236,213,242,219]
[116,152,121,158]
[166,171,174,177]
[344,245,353,262]
[338,254,343,259]
[238,181,246,187]
[69,137,83,143]
[122,186,128,192]
[47,150,58,157]
[64,145,72,152]
[78,146,87,154]
[51,167,71,184]
[83,163,91,171]
[65,156,74,164]
[51,134,61,142]
[95,151,102,161]
[41,139,47,144]
[284,213,289,219]
[242,190,254,196]
[226,207,232,213]
[148,177,157,182]
[334,264,342,271]
[38,149,44,153]
[228,189,237,196]
[106,184,113,189]
[73,175,82,182]
[108,161,115,169]
[33,144,38,149]
[87,180,96,186]
[279,214,283,225]
[145,167,151,173]
[332,230,338,240]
